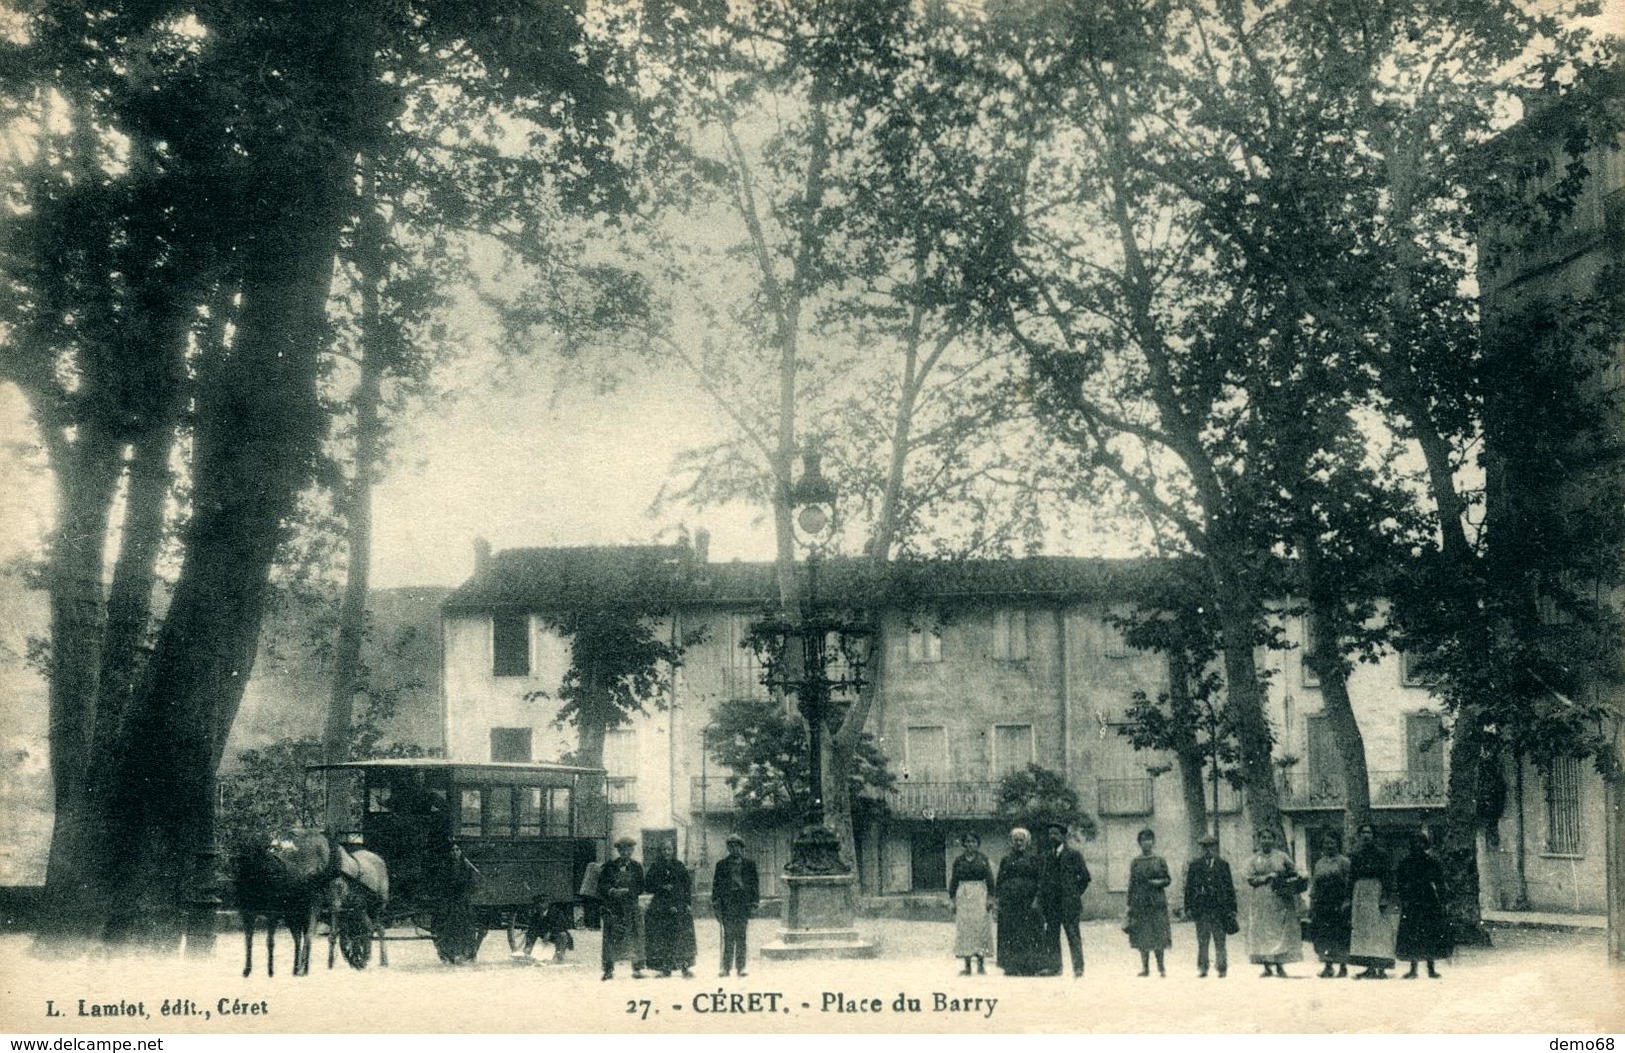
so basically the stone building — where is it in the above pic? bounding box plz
[1477,71,1624,923]
[437,540,1456,915]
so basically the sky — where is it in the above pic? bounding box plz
[0,358,776,589]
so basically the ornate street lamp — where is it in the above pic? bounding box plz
[756,445,871,873]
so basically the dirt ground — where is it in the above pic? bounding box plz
[0,917,1619,1035]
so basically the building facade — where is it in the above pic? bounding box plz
[1477,72,1625,923]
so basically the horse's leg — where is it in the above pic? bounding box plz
[242,914,254,978]
[266,917,275,978]
[376,907,388,968]
[298,901,317,975]
[326,886,339,970]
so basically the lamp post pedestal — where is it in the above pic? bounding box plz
[760,871,880,960]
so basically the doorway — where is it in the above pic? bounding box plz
[910,829,947,891]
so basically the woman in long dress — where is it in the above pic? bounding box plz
[1394,831,1452,979]
[1309,830,1352,978]
[643,842,697,978]
[1124,827,1172,977]
[1347,822,1396,979]
[994,827,1047,976]
[1244,828,1304,978]
[949,832,994,975]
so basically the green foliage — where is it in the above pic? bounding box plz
[706,697,894,829]
[1395,290,1624,771]
[531,608,692,737]
[995,764,1096,839]
[217,737,324,850]
[218,686,435,846]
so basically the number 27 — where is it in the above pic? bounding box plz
[626,1000,652,1020]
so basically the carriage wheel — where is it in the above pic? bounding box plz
[338,914,372,970]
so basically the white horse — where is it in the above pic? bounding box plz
[325,848,390,970]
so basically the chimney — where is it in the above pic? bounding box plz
[473,536,492,576]
[694,528,711,565]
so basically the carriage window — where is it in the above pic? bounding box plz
[367,786,393,813]
[547,787,572,834]
[488,785,514,837]
[459,789,483,837]
[517,787,543,837]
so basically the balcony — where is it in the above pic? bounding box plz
[1278,771,1346,810]
[1278,770,1448,811]
[606,776,639,811]
[689,775,740,814]
[1372,770,1447,808]
[1097,777,1154,817]
[889,781,1002,819]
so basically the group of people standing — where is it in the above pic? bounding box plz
[588,833,760,981]
[950,823,1091,977]
[949,822,1455,981]
[1303,824,1455,980]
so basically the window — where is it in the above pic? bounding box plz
[727,614,767,699]
[487,785,514,837]
[904,725,949,782]
[992,609,1028,661]
[489,727,533,763]
[1544,756,1583,855]
[492,611,531,677]
[1305,715,1343,792]
[1301,618,1320,687]
[1103,626,1131,659]
[1405,713,1446,776]
[548,786,573,834]
[517,787,543,837]
[603,729,638,777]
[907,621,943,663]
[992,723,1035,778]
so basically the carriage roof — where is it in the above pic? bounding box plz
[306,758,608,777]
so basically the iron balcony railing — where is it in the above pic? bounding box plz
[1372,770,1448,807]
[1097,777,1154,817]
[889,781,1003,818]
[1279,770,1447,810]
[606,775,639,810]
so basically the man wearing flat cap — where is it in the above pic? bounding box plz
[1039,821,1091,977]
[599,836,646,980]
[1183,832,1237,978]
[711,834,759,977]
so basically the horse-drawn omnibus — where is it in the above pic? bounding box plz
[309,758,609,963]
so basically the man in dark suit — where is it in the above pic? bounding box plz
[1183,832,1237,978]
[1039,821,1091,977]
[599,836,646,980]
[711,834,759,978]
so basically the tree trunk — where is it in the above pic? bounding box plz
[324,201,387,830]
[577,668,608,769]
[1164,652,1214,850]
[826,729,855,863]
[95,36,369,939]
[1209,563,1282,840]
[36,428,121,941]
[1300,548,1374,844]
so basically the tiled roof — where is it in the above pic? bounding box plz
[442,545,1173,613]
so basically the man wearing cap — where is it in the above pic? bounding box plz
[711,834,759,977]
[599,836,646,980]
[1183,832,1237,978]
[1038,822,1091,977]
